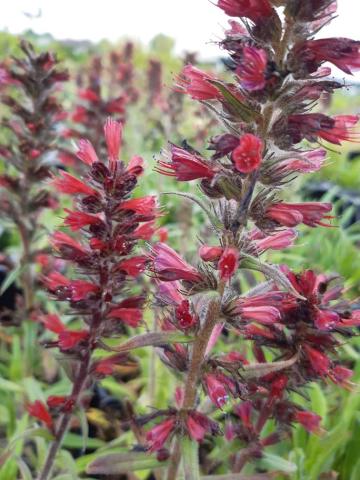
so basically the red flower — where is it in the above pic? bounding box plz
[119,196,157,216]
[104,117,122,168]
[204,374,228,408]
[76,139,99,165]
[285,114,359,145]
[241,305,281,324]
[329,365,353,388]
[232,134,263,173]
[156,144,217,181]
[175,65,222,101]
[186,411,219,441]
[58,330,89,350]
[27,400,53,429]
[218,247,239,281]
[254,229,297,252]
[93,354,128,376]
[314,309,339,330]
[146,418,176,452]
[175,300,197,329]
[294,410,322,434]
[199,245,224,262]
[294,38,360,75]
[79,88,100,102]
[133,221,156,240]
[279,148,326,173]
[64,210,102,231]
[51,231,87,255]
[303,345,330,375]
[236,46,267,91]
[109,307,143,327]
[234,401,253,428]
[151,243,202,283]
[40,313,66,334]
[266,202,333,227]
[70,280,99,301]
[127,155,144,176]
[116,256,148,277]
[44,271,69,291]
[52,171,97,196]
[47,395,73,412]
[217,0,273,22]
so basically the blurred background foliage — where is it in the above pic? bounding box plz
[0,29,359,479]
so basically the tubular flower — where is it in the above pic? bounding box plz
[175,65,222,101]
[27,401,53,430]
[52,171,98,196]
[146,418,176,453]
[265,202,333,227]
[236,46,268,91]
[278,149,327,173]
[292,38,360,75]
[204,374,229,408]
[218,247,240,281]
[156,144,218,181]
[232,134,263,173]
[150,243,202,283]
[282,114,359,146]
[294,410,322,434]
[217,0,273,22]
[253,229,297,252]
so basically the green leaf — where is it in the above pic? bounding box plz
[62,433,105,449]
[260,452,297,474]
[0,376,23,393]
[207,80,260,123]
[101,331,194,353]
[86,452,167,475]
[0,265,24,295]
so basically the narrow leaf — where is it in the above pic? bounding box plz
[0,265,24,295]
[86,452,167,474]
[101,331,193,353]
[208,80,260,123]
[241,352,299,379]
[241,253,305,300]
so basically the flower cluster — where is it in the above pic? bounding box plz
[28,119,154,479]
[145,0,360,476]
[0,41,68,319]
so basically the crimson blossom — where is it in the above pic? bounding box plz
[145,0,360,477]
[28,118,155,480]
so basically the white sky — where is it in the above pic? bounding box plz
[1,0,359,59]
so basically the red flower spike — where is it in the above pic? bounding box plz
[52,171,97,196]
[27,400,53,429]
[146,418,176,453]
[151,243,203,283]
[236,46,267,91]
[175,65,222,101]
[232,134,263,174]
[218,247,239,281]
